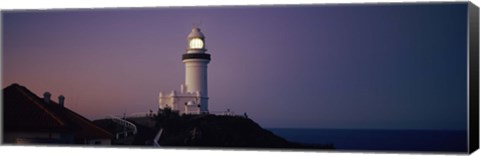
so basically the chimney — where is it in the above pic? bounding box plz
[43,92,51,104]
[58,95,65,107]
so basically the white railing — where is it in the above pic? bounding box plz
[108,115,138,139]
[210,110,236,116]
[210,110,249,118]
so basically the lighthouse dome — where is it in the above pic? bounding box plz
[187,27,205,39]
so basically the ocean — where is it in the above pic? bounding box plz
[267,128,467,153]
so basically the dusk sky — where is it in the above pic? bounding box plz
[2,3,468,130]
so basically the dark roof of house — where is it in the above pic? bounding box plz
[3,83,112,140]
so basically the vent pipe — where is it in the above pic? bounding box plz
[43,92,51,104]
[58,95,65,107]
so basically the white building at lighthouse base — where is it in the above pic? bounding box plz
[159,84,208,114]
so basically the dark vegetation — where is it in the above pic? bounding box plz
[94,108,334,149]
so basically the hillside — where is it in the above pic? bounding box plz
[94,109,334,149]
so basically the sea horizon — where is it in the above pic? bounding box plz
[266,128,468,153]
[266,127,467,131]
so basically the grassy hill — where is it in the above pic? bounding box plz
[94,109,334,149]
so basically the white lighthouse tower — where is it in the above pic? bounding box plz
[159,28,211,114]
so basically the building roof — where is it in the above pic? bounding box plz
[187,27,205,39]
[3,83,112,140]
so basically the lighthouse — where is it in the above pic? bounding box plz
[159,28,211,114]
[183,27,211,112]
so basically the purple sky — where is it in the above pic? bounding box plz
[2,3,469,130]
